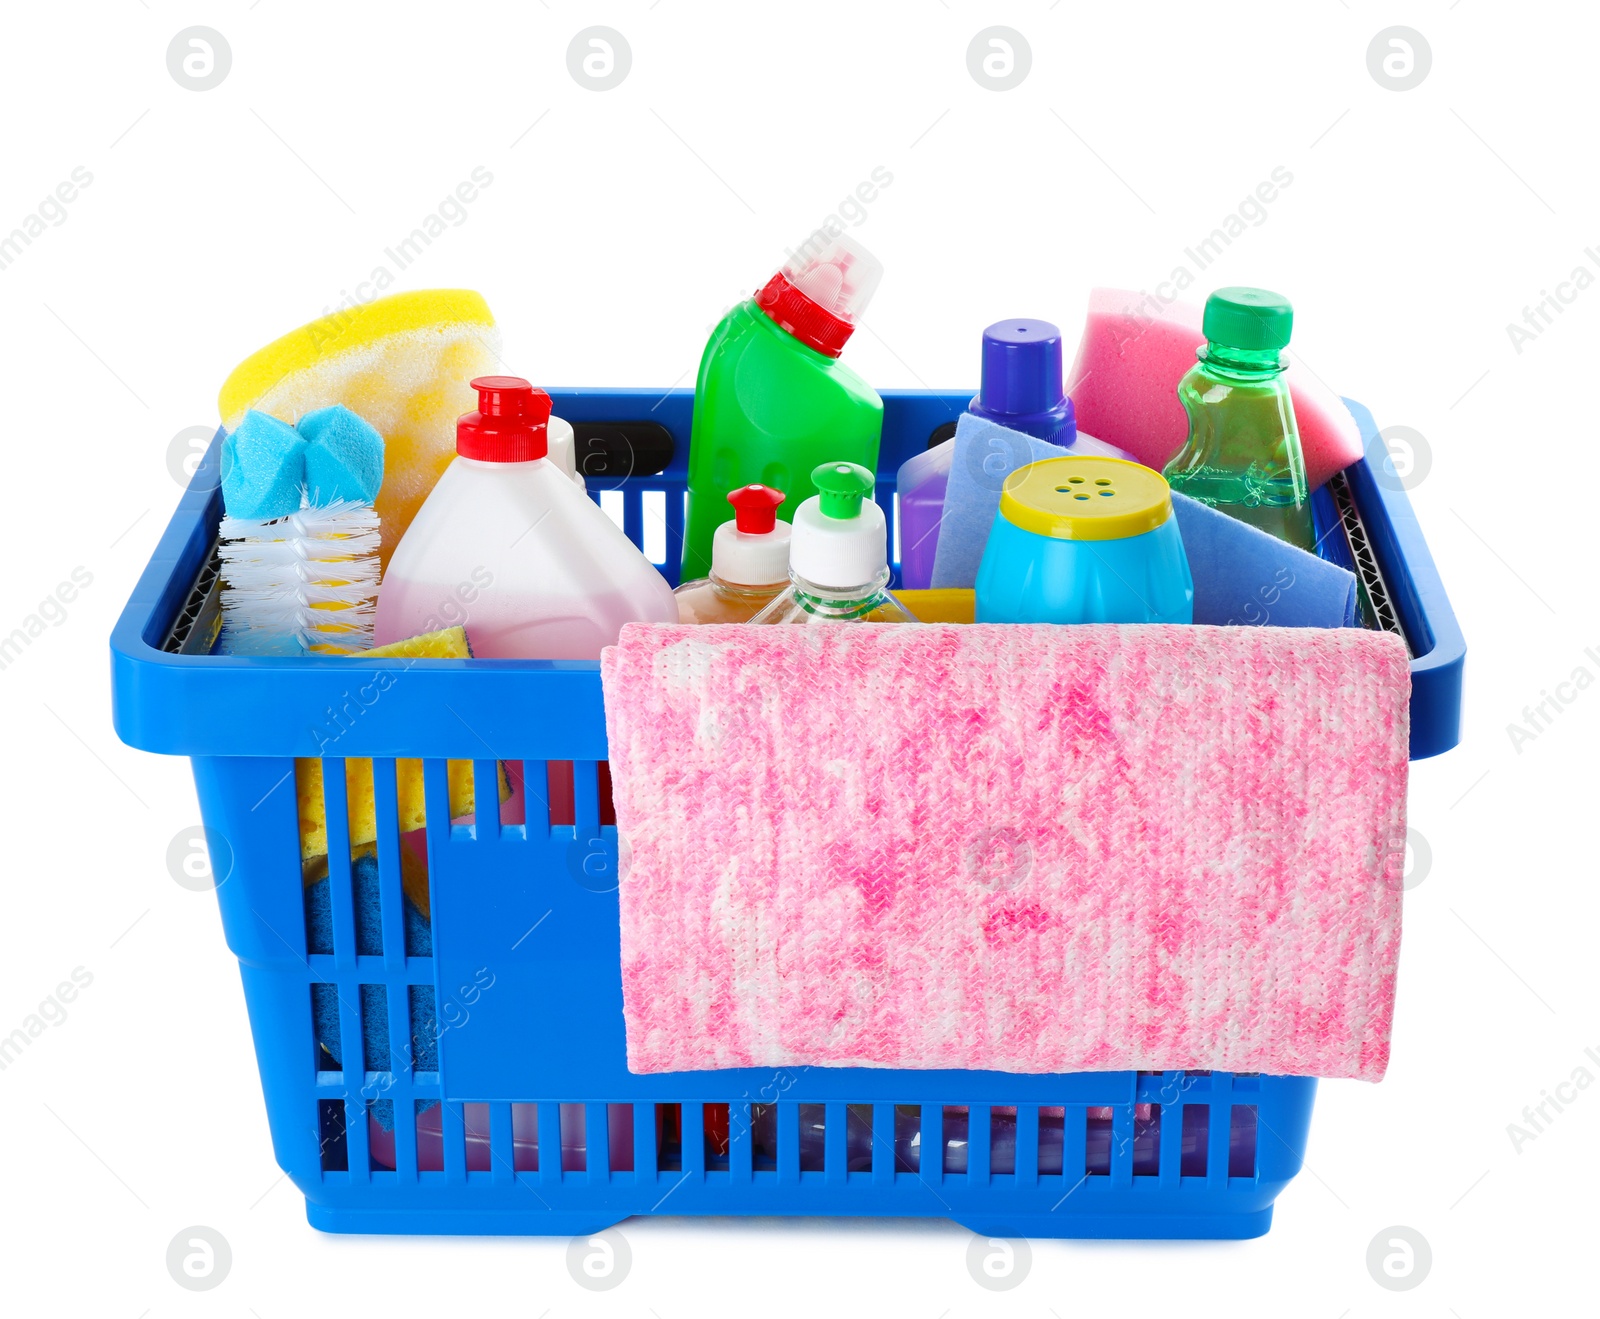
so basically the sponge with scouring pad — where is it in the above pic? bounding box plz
[293,627,511,863]
[308,853,436,1109]
[217,289,502,566]
[220,410,307,519]
[298,405,385,505]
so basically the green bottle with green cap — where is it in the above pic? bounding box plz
[1162,286,1314,550]
[750,461,917,624]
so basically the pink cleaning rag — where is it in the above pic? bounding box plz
[601,623,1410,1082]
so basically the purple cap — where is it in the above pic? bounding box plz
[969,318,1077,446]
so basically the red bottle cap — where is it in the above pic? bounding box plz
[755,273,857,358]
[457,376,551,462]
[726,483,786,534]
[754,234,883,358]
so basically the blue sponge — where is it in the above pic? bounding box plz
[298,405,385,505]
[221,410,307,519]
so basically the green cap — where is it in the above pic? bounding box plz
[1202,287,1294,352]
[812,460,875,519]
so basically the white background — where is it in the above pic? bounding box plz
[1,1,1593,1314]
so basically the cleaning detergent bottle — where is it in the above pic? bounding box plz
[374,377,676,658]
[751,462,916,624]
[674,484,792,623]
[896,319,1132,589]
[681,235,885,581]
[1163,287,1313,550]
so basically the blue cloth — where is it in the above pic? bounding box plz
[928,414,1356,628]
[929,413,1126,589]
[1171,491,1357,628]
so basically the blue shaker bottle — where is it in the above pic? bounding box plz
[975,456,1193,624]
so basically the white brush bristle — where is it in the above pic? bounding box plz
[219,497,381,653]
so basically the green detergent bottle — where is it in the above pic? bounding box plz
[681,234,884,581]
[1163,287,1314,551]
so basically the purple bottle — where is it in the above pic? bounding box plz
[897,319,1086,590]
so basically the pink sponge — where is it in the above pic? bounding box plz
[1065,288,1365,489]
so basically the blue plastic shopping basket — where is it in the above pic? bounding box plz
[110,389,1463,1239]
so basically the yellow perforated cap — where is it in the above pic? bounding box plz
[999,456,1172,541]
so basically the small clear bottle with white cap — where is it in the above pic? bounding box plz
[674,484,793,623]
[750,462,917,625]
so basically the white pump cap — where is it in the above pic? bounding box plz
[710,484,791,586]
[713,502,793,585]
[789,461,887,590]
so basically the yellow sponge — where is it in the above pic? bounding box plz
[294,626,509,862]
[363,625,473,659]
[296,758,498,862]
[218,290,501,568]
[891,588,975,624]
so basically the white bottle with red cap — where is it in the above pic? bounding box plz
[673,484,792,623]
[374,376,676,659]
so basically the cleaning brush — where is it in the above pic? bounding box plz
[216,405,388,655]
[218,499,381,654]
